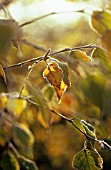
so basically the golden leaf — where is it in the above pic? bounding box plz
[54,80,67,100]
[43,62,62,88]
[43,62,68,101]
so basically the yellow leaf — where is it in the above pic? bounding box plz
[43,62,62,88]
[54,80,67,101]
[37,111,49,128]
[70,50,91,61]
[43,62,68,101]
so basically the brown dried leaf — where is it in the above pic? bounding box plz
[43,62,68,101]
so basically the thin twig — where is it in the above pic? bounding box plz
[19,62,37,97]
[19,49,51,97]
[20,9,85,27]
[27,98,111,150]
[3,56,44,69]
[3,44,97,69]
[21,39,47,52]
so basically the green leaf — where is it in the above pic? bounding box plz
[72,149,103,170]
[81,120,96,138]
[81,120,96,147]
[0,151,20,170]
[13,123,34,158]
[72,118,86,134]
[91,10,111,34]
[18,156,39,170]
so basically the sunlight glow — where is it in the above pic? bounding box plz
[8,0,101,25]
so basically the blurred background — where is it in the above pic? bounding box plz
[0,0,111,170]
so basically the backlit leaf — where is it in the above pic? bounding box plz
[69,50,91,62]
[72,149,103,170]
[43,61,68,101]
[91,47,109,62]
[81,120,96,147]
[68,50,91,77]
[91,10,111,34]
[0,151,20,170]
[43,62,62,88]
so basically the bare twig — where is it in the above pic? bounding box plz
[20,9,85,27]
[21,39,47,52]
[3,56,44,69]
[19,49,51,97]
[27,98,111,150]
[3,44,97,69]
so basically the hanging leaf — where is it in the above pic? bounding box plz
[91,47,111,71]
[13,123,34,158]
[0,151,20,170]
[72,149,103,170]
[68,50,91,77]
[0,65,7,84]
[43,61,68,101]
[91,10,111,34]
[91,47,109,62]
[18,156,39,170]
[70,50,91,61]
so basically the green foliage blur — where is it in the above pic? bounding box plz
[0,0,111,170]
